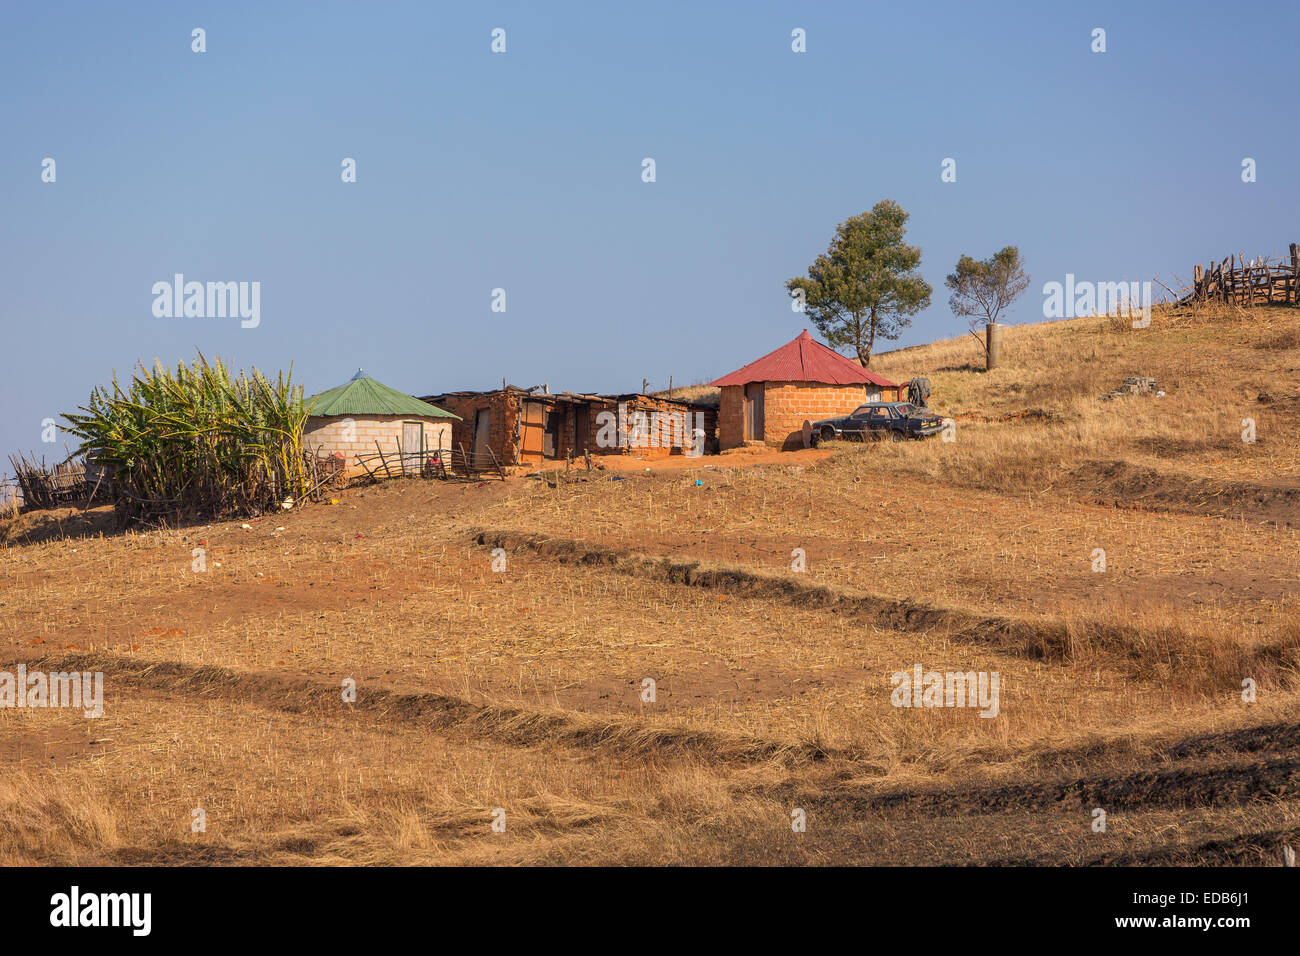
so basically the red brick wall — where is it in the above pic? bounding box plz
[763,382,870,449]
[719,381,901,450]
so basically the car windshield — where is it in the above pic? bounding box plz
[893,403,916,417]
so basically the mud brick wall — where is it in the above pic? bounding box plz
[585,397,717,458]
[426,392,719,464]
[425,392,522,464]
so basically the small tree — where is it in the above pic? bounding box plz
[945,247,1030,370]
[787,200,932,367]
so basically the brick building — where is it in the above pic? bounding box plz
[303,370,460,477]
[710,330,901,450]
[421,386,717,466]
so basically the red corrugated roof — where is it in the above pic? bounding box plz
[709,330,899,388]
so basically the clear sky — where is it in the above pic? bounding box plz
[3,0,1298,472]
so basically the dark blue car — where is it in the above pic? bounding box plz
[810,402,945,445]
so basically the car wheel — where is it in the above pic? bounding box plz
[890,430,905,442]
[820,426,836,444]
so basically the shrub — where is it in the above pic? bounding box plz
[62,354,312,525]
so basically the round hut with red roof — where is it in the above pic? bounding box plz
[709,330,901,450]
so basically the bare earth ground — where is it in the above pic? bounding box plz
[1,304,1298,865]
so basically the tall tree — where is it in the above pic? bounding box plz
[945,246,1030,369]
[786,200,933,367]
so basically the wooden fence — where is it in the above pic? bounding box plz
[352,445,506,481]
[7,453,90,510]
[0,477,22,511]
[1188,243,1300,306]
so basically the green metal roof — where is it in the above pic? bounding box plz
[307,370,461,419]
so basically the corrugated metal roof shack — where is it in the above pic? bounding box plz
[421,387,717,467]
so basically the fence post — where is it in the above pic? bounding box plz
[1291,243,1299,304]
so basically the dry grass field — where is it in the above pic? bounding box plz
[2,303,1298,865]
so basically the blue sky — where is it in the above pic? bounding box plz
[3,0,1298,471]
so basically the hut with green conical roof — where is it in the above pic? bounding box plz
[303,369,460,477]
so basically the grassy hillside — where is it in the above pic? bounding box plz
[1,303,1297,865]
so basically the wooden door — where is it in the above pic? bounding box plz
[520,401,546,462]
[472,409,491,464]
[542,406,560,458]
[744,383,764,441]
[401,422,423,474]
